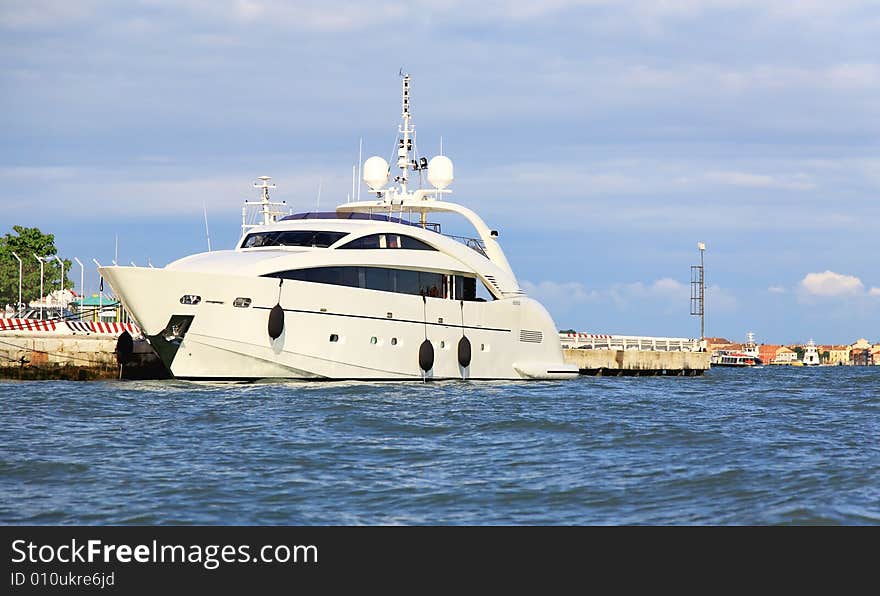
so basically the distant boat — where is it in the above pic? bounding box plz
[802,339,821,366]
[711,351,761,367]
[742,331,763,364]
[711,331,763,367]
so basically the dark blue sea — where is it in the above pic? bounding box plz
[1,367,878,525]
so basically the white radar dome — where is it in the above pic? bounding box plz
[427,155,454,190]
[363,156,390,191]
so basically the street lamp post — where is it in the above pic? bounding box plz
[73,257,84,321]
[92,259,102,322]
[10,252,22,317]
[33,254,44,320]
[52,255,65,317]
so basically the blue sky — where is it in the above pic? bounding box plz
[1,1,878,343]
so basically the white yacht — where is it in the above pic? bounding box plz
[802,340,821,366]
[100,75,578,381]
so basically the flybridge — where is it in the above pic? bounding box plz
[236,73,518,281]
[338,73,515,278]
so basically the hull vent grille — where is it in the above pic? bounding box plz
[519,330,543,343]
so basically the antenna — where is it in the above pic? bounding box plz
[242,176,287,235]
[395,72,414,195]
[316,178,323,212]
[357,137,363,202]
[203,202,212,251]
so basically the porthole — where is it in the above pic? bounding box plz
[233,297,251,308]
[329,334,339,342]
[391,338,398,346]
[180,295,201,305]
[370,336,378,345]
[440,340,445,349]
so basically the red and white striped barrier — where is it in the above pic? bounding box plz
[0,318,140,337]
[563,333,613,339]
[0,318,57,332]
[65,321,141,336]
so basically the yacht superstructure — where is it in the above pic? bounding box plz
[802,340,821,366]
[100,75,578,381]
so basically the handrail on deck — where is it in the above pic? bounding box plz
[559,332,701,352]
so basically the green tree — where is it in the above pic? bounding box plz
[0,226,71,311]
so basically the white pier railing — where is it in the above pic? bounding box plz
[559,332,701,352]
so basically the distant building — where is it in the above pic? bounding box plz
[705,337,732,353]
[871,345,880,366]
[773,346,798,364]
[824,345,851,366]
[71,295,121,323]
[851,349,870,366]
[851,338,871,350]
[850,339,872,366]
[759,344,781,364]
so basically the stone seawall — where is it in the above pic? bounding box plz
[564,348,710,376]
[0,335,167,380]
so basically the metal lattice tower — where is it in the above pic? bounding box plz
[690,242,706,342]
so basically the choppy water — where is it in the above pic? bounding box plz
[1,367,878,525]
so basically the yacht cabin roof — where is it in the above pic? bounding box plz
[165,213,522,298]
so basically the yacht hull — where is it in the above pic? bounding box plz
[100,266,578,381]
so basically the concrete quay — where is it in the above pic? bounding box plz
[563,348,710,376]
[0,335,166,380]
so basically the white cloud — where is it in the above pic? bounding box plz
[799,271,865,297]
[706,284,738,312]
[768,285,786,293]
[524,277,734,312]
[0,0,103,28]
[523,276,736,334]
[520,280,599,304]
[870,287,880,297]
[702,171,815,191]
[609,278,689,305]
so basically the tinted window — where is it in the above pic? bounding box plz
[338,234,381,249]
[365,267,392,292]
[418,271,444,298]
[461,277,476,301]
[394,269,420,295]
[399,236,434,250]
[277,266,359,288]
[338,234,435,251]
[241,230,348,248]
[265,266,487,299]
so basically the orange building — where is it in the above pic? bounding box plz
[759,345,781,364]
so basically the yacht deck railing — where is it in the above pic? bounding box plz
[444,234,488,257]
[560,332,701,352]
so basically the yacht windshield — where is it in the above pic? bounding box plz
[241,230,349,248]
[337,233,435,250]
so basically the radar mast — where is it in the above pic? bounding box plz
[241,176,288,235]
